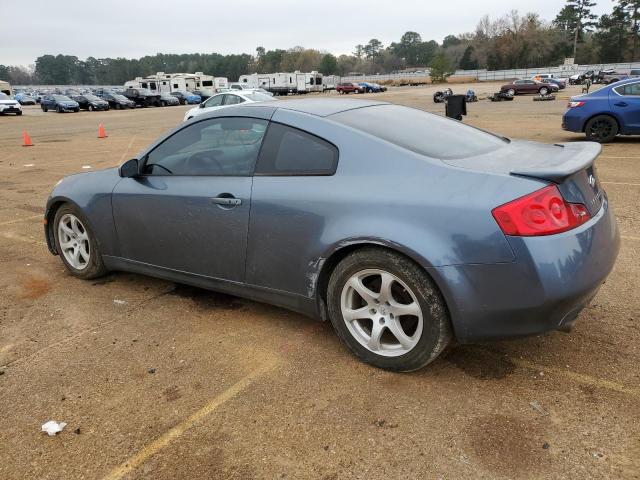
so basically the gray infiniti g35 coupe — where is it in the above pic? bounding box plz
[44,98,620,371]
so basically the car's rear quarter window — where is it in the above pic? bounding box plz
[330,104,507,160]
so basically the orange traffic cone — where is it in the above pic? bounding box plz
[98,124,107,139]
[22,130,33,147]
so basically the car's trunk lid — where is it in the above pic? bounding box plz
[443,140,605,215]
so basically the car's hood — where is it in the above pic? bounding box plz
[0,99,19,105]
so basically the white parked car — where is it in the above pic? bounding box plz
[0,92,22,115]
[184,91,277,122]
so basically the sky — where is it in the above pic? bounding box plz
[0,0,614,66]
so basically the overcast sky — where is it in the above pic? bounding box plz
[0,0,613,66]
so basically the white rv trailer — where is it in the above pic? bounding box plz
[238,71,323,95]
[124,72,227,94]
[322,75,340,91]
[0,80,11,95]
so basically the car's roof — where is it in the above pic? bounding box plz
[192,98,390,124]
[273,98,388,117]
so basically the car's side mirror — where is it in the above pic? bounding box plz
[199,102,205,108]
[119,158,140,178]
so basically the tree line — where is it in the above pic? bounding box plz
[1,0,639,86]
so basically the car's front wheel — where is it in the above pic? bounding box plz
[327,248,452,371]
[585,115,619,143]
[53,204,107,279]
[539,87,549,95]
[507,88,516,96]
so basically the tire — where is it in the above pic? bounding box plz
[17,111,22,116]
[53,204,107,280]
[57,106,62,113]
[585,115,619,143]
[74,108,79,113]
[539,87,549,95]
[507,88,515,96]
[88,104,94,111]
[116,103,122,110]
[327,247,452,372]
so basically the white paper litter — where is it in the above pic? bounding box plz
[41,420,67,436]
[82,165,92,169]
[23,164,34,167]
[113,299,127,305]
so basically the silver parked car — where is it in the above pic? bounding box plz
[44,99,619,371]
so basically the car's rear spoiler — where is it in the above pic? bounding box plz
[510,142,601,183]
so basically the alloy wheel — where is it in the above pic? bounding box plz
[340,269,423,357]
[57,213,90,270]
[589,119,613,141]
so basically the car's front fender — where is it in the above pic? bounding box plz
[44,168,122,257]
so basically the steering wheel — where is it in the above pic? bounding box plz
[186,150,224,174]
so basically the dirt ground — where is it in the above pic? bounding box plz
[0,82,638,480]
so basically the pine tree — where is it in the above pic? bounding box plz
[555,0,598,59]
[618,0,640,60]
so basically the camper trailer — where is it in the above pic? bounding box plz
[322,75,340,91]
[0,80,11,96]
[124,72,227,95]
[238,71,323,95]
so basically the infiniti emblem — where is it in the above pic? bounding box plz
[588,174,596,188]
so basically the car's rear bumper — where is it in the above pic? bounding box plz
[433,199,619,343]
[562,109,585,132]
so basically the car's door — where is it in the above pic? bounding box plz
[111,116,269,281]
[611,81,640,133]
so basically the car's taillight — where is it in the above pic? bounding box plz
[568,101,585,108]
[492,185,591,236]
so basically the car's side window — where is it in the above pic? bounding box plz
[205,95,223,108]
[255,123,339,176]
[223,94,243,105]
[615,83,640,96]
[143,117,269,176]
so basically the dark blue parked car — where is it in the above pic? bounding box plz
[44,99,619,371]
[563,78,640,142]
[41,94,80,113]
[358,82,381,93]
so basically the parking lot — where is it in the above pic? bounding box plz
[0,82,638,479]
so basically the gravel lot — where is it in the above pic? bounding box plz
[0,82,638,479]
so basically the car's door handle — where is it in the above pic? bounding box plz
[210,196,242,207]
[614,102,628,107]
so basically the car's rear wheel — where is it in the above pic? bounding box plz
[88,104,94,111]
[507,88,515,96]
[327,248,452,371]
[53,204,107,279]
[585,115,619,143]
[539,87,549,95]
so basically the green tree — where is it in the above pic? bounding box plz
[555,0,598,59]
[363,39,383,60]
[442,35,462,48]
[429,52,452,82]
[319,53,338,74]
[595,5,631,62]
[459,46,479,70]
[618,0,640,59]
[353,44,365,60]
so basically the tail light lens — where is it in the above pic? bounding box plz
[568,101,585,108]
[492,185,591,236]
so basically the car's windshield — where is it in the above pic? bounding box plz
[84,94,100,101]
[111,94,126,101]
[0,92,9,100]
[331,104,507,160]
[53,95,71,101]
[136,89,153,95]
[243,92,277,102]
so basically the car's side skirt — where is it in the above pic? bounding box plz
[102,256,321,320]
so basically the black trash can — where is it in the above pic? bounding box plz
[445,94,467,121]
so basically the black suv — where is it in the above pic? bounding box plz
[123,88,161,107]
